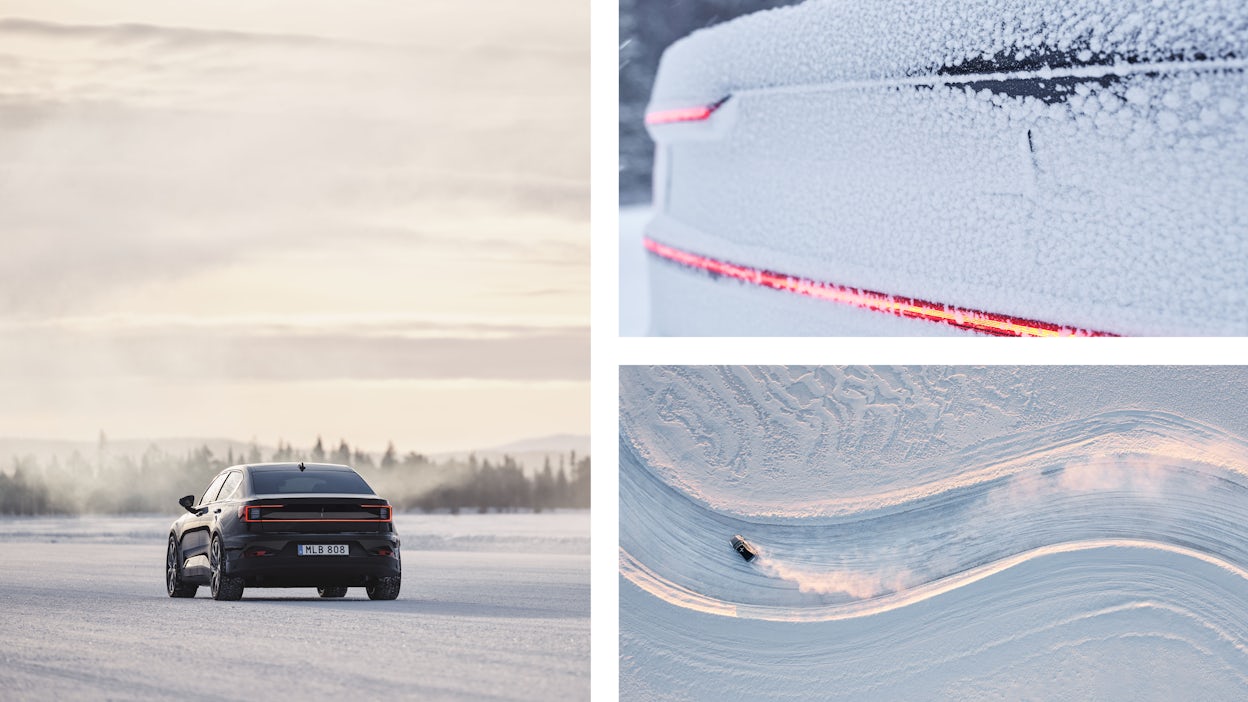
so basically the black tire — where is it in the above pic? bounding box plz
[209,534,244,601]
[317,586,348,598]
[366,575,400,601]
[166,534,198,598]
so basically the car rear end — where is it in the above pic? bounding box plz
[224,496,401,588]
[644,0,1248,336]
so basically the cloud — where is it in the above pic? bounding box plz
[0,14,587,317]
[0,17,360,50]
[0,5,586,447]
[0,16,588,58]
[0,323,588,382]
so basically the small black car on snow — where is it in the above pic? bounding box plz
[731,534,756,562]
[166,462,401,601]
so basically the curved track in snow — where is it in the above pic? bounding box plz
[622,409,1248,617]
[621,399,1248,699]
[621,542,1248,700]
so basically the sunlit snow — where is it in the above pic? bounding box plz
[620,367,1248,699]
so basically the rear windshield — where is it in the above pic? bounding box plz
[250,469,374,495]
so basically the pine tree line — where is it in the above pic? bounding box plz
[0,437,589,515]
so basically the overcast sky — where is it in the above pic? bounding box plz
[0,1,587,453]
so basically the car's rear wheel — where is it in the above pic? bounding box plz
[166,535,198,598]
[366,575,400,600]
[209,534,244,601]
[317,586,348,598]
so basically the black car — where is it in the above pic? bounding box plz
[730,534,756,562]
[166,462,401,601]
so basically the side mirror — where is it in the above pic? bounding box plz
[178,495,197,514]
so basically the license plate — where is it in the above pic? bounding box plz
[298,544,349,556]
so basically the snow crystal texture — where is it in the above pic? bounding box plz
[645,0,1248,335]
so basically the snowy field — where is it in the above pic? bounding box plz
[620,367,1248,700]
[620,205,652,336]
[0,512,588,701]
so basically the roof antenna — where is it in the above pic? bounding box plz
[299,461,306,471]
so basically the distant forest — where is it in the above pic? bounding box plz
[0,437,590,516]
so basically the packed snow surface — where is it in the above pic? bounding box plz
[0,512,588,701]
[620,367,1248,699]
[621,205,653,336]
[644,0,1248,335]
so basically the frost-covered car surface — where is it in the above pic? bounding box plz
[166,462,401,601]
[644,0,1248,336]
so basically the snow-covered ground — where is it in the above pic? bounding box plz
[620,367,1248,699]
[0,512,588,700]
[620,205,652,336]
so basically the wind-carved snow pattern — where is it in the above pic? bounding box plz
[620,366,1248,700]
[644,0,1248,335]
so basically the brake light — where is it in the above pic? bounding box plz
[241,504,284,522]
[643,237,1118,337]
[645,102,722,125]
[238,504,390,522]
[363,504,392,521]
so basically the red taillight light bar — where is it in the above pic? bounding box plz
[363,504,393,522]
[645,98,727,126]
[644,236,1118,337]
[238,503,392,522]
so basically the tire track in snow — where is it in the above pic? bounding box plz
[621,540,1248,626]
[621,409,1248,620]
[621,544,1248,699]
[623,406,1248,519]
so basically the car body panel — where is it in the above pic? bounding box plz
[644,0,1248,336]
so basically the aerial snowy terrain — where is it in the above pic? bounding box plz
[639,0,1248,335]
[621,367,1248,700]
[0,512,588,700]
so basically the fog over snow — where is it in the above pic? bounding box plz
[0,1,587,452]
[621,366,1248,700]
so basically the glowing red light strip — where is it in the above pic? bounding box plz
[643,236,1117,337]
[645,103,719,125]
[243,502,392,523]
[248,518,391,523]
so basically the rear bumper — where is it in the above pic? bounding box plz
[222,532,401,587]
